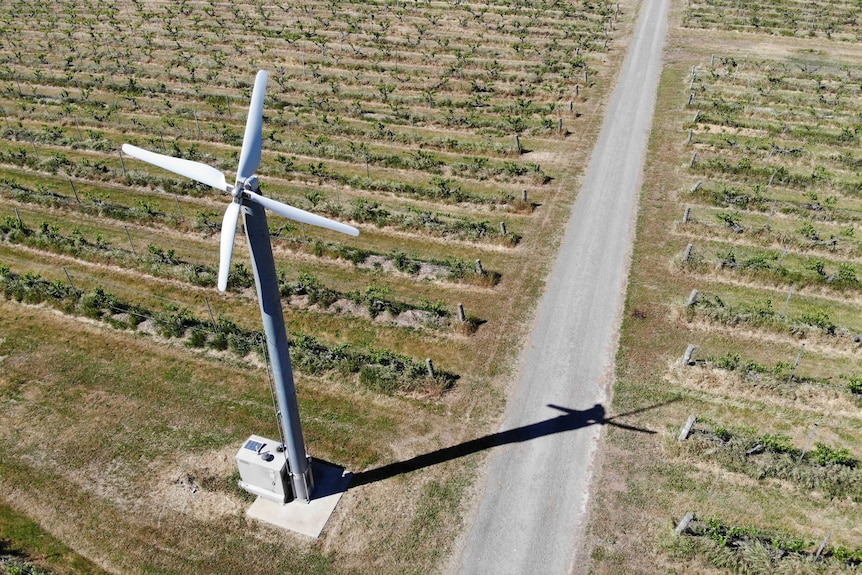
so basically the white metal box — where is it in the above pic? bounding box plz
[236,434,292,504]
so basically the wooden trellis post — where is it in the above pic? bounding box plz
[675,512,695,535]
[678,415,697,440]
[681,344,697,365]
[686,289,699,307]
[683,243,694,261]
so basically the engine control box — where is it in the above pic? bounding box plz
[236,435,292,504]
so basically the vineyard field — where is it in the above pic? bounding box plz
[0,0,630,574]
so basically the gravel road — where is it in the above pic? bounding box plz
[452,0,670,572]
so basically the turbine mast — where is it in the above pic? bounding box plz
[243,196,314,501]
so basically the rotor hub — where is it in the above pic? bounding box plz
[243,175,260,192]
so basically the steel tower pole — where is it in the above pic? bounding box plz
[242,198,313,502]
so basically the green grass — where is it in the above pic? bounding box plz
[0,500,110,575]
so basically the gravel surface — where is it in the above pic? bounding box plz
[452,0,670,572]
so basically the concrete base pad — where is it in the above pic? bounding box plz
[246,460,351,538]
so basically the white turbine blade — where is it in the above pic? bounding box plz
[236,70,268,181]
[246,191,359,237]
[122,144,228,192]
[217,201,241,291]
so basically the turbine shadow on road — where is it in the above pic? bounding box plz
[349,400,677,488]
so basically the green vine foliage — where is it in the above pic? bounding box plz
[677,515,862,573]
[701,350,856,396]
[692,293,846,337]
[675,420,860,501]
